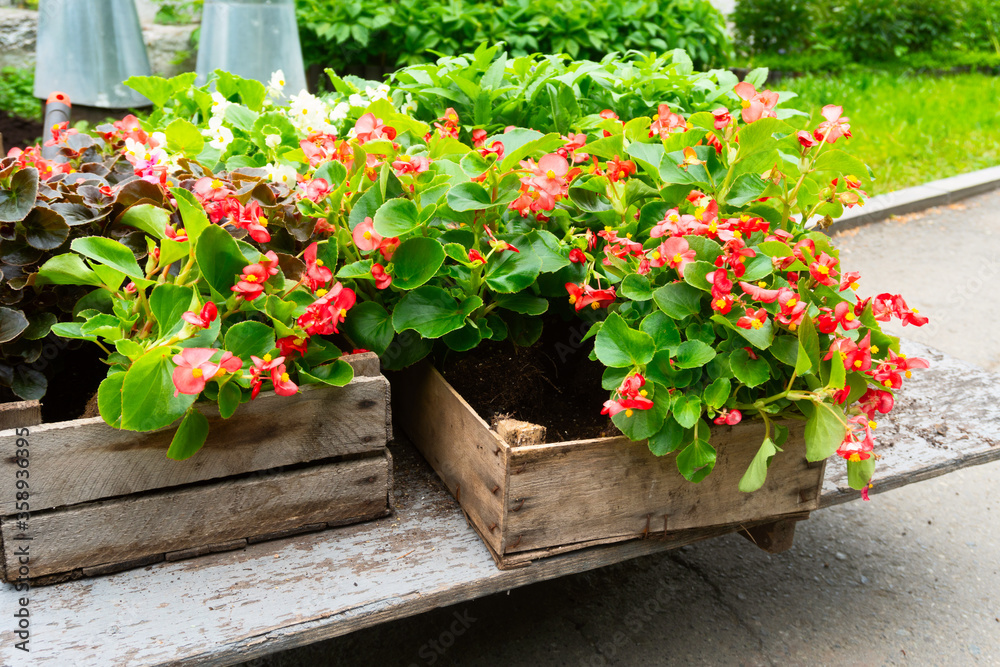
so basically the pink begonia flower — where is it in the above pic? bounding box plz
[172,349,241,396]
[814,105,852,144]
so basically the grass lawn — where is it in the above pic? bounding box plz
[780,71,1000,195]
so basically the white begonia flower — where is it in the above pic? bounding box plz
[202,115,234,151]
[265,133,281,149]
[400,93,417,115]
[150,131,167,148]
[366,84,390,102]
[123,137,145,160]
[267,69,287,99]
[266,163,297,186]
[329,101,350,123]
[348,93,365,108]
[210,91,231,117]
[207,125,234,151]
[288,90,334,135]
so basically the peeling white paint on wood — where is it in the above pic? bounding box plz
[0,340,996,666]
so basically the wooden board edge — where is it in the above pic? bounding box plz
[0,453,391,583]
[0,400,42,431]
[496,510,813,568]
[390,362,509,554]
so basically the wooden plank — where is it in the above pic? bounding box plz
[0,340,997,666]
[821,340,1000,506]
[0,376,389,514]
[390,363,508,555]
[500,510,812,568]
[0,400,41,431]
[344,351,381,378]
[1,454,390,581]
[504,421,823,555]
[739,517,802,553]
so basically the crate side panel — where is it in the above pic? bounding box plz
[0,377,389,514]
[391,363,507,555]
[1,454,390,581]
[504,421,821,553]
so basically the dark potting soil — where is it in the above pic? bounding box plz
[438,315,620,442]
[0,109,43,152]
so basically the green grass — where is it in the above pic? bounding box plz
[0,67,37,119]
[780,71,1000,194]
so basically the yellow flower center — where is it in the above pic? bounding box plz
[363,231,372,239]
[280,372,290,383]
[639,389,648,397]
[871,345,880,354]
[848,452,861,462]
[591,302,600,310]
[854,360,862,368]
[316,288,328,297]
[245,275,258,282]
[652,251,661,260]
[708,222,717,233]
[568,295,577,304]
[869,420,877,429]
[751,320,762,329]
[625,409,634,417]
[741,100,751,109]
[733,230,742,239]
[339,308,347,317]
[293,338,304,345]
[883,380,892,387]
[546,169,556,178]
[191,368,203,378]
[844,313,855,321]
[672,253,682,263]
[263,354,272,363]
[258,216,268,227]
[211,178,223,189]
[757,281,767,288]
[715,299,726,309]
[315,259,324,266]
[905,370,912,378]
[786,298,797,307]
[817,265,829,274]
[850,282,859,290]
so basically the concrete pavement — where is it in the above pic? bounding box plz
[245,190,1000,667]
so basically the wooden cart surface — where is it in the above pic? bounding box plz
[0,339,997,667]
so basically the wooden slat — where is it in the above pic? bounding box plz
[0,400,41,431]
[0,340,996,666]
[0,376,390,514]
[390,363,508,555]
[344,351,381,378]
[821,340,1000,506]
[504,421,823,555]
[1,454,390,581]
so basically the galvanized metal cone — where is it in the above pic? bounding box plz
[33,0,153,109]
[195,0,308,97]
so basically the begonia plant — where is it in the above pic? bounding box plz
[17,51,925,497]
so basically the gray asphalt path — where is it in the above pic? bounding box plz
[246,190,1000,667]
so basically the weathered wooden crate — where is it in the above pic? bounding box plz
[0,352,393,584]
[393,362,825,568]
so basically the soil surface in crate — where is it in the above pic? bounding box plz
[0,110,43,151]
[1,341,106,422]
[439,315,620,441]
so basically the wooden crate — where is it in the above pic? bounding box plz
[0,353,393,584]
[393,362,825,568]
